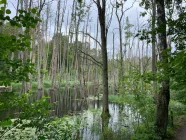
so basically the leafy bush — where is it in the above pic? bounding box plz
[0,92,81,140]
[37,117,81,140]
[131,123,161,140]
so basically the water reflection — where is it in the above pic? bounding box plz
[0,85,141,140]
[47,85,100,117]
[45,86,141,140]
[79,103,141,140]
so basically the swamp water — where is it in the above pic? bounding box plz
[0,85,142,140]
[43,86,141,140]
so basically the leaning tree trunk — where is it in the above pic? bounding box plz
[156,0,170,138]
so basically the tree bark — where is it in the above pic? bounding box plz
[94,0,110,117]
[51,1,60,89]
[156,0,170,138]
[152,0,158,97]
[115,1,124,87]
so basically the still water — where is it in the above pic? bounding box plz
[42,85,142,140]
[0,85,141,140]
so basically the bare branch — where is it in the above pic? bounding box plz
[78,48,103,67]
[93,0,101,10]
[92,0,98,6]
[97,0,102,11]
[106,6,114,34]
[71,31,102,48]
[130,64,139,71]
[39,0,46,14]
[123,0,136,13]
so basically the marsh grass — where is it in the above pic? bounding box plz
[12,80,95,94]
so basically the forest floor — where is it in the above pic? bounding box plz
[175,121,186,140]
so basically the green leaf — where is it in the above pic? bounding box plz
[31,8,37,14]
[1,7,5,11]
[6,9,11,14]
[11,35,16,40]
[0,0,6,4]
[77,0,82,3]
[5,16,10,20]
[0,119,12,126]
[31,23,35,28]
[18,9,23,14]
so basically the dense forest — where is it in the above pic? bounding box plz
[0,0,186,139]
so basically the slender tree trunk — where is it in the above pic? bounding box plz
[21,0,29,93]
[156,0,170,138]
[95,0,110,117]
[152,0,157,96]
[95,17,99,84]
[43,3,50,80]
[37,34,42,89]
[58,0,67,87]
[115,2,124,88]
[118,22,124,86]
[112,32,116,91]
[51,1,60,89]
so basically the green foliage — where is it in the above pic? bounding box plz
[77,0,82,3]
[11,80,85,94]
[116,1,123,8]
[124,16,134,42]
[0,91,81,139]
[72,1,89,22]
[173,89,186,104]
[5,9,11,14]
[169,50,186,89]
[139,0,151,10]
[1,4,77,140]
[135,29,152,43]
[131,123,161,140]
[2,22,21,35]
[109,94,134,104]
[0,4,41,86]
[109,93,158,139]
[0,0,7,4]
[167,11,186,105]
[36,116,81,140]
[169,100,186,116]
[100,126,130,140]
[0,93,51,139]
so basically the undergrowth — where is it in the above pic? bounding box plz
[108,92,186,140]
